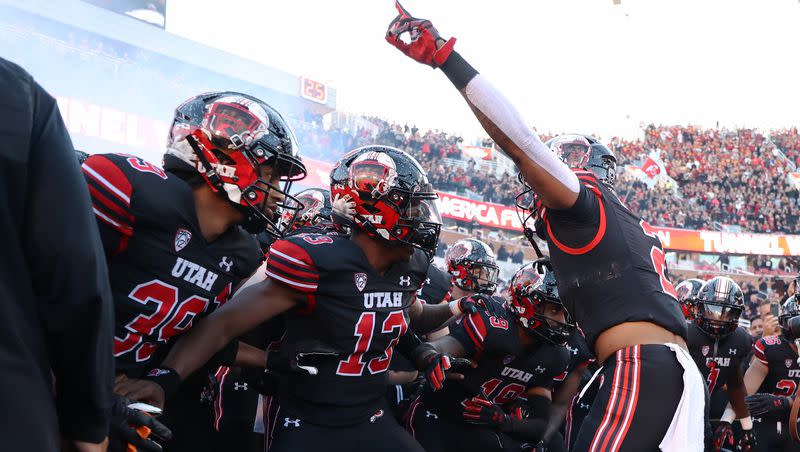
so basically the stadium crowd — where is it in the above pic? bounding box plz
[297,116,800,234]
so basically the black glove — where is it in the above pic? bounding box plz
[738,428,756,452]
[462,396,512,432]
[713,421,734,451]
[745,393,791,417]
[109,395,172,452]
[452,294,490,316]
[422,352,452,391]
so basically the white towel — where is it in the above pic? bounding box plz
[659,343,706,452]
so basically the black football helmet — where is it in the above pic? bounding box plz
[516,135,616,248]
[780,296,800,340]
[694,277,744,338]
[675,278,704,320]
[282,188,333,233]
[330,146,442,259]
[164,91,307,236]
[444,238,499,294]
[544,134,617,187]
[508,259,573,345]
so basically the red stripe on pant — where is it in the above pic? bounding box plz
[589,345,642,452]
[589,347,630,451]
[612,346,642,451]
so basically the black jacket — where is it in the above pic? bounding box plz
[0,57,114,449]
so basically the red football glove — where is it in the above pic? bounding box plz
[712,421,734,451]
[423,352,451,391]
[462,396,512,432]
[738,428,756,452]
[385,0,456,68]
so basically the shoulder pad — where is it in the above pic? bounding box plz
[265,238,320,293]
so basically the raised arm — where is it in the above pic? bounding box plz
[386,2,579,210]
[162,278,300,380]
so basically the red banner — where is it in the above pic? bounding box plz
[436,192,523,231]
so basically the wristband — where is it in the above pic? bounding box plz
[720,406,736,424]
[440,51,479,91]
[739,416,753,430]
[144,367,181,400]
[449,300,462,316]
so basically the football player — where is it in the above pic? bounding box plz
[93,91,304,450]
[386,4,703,449]
[211,192,335,452]
[686,277,754,451]
[405,260,570,451]
[676,278,705,321]
[743,296,800,452]
[282,187,336,235]
[122,146,483,451]
[445,238,500,300]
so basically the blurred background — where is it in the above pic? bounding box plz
[2,0,799,324]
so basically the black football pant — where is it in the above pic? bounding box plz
[565,372,599,451]
[209,366,266,452]
[269,404,424,452]
[752,417,800,452]
[571,344,687,452]
[159,373,216,452]
[406,398,522,452]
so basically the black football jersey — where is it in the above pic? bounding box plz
[541,170,687,348]
[422,298,570,421]
[753,335,800,399]
[553,329,595,392]
[265,233,429,426]
[82,153,261,375]
[417,264,452,305]
[687,323,751,417]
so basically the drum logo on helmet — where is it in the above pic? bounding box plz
[349,151,398,198]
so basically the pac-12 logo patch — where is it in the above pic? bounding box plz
[701,345,710,356]
[174,228,192,252]
[787,359,793,368]
[355,273,368,292]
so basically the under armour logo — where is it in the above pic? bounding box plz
[535,365,546,373]
[566,345,578,355]
[219,256,233,272]
[425,410,438,419]
[284,418,300,428]
[399,276,412,287]
[580,403,590,410]
[234,382,248,391]
[728,349,737,355]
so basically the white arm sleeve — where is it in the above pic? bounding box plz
[464,75,580,193]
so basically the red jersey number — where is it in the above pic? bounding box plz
[337,310,408,376]
[113,280,210,362]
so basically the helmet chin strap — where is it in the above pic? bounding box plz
[186,134,224,192]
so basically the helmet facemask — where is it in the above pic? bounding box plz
[334,147,442,260]
[696,300,742,338]
[695,277,744,339]
[509,261,573,345]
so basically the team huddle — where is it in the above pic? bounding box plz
[79,3,800,452]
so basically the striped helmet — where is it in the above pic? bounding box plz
[694,276,744,338]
